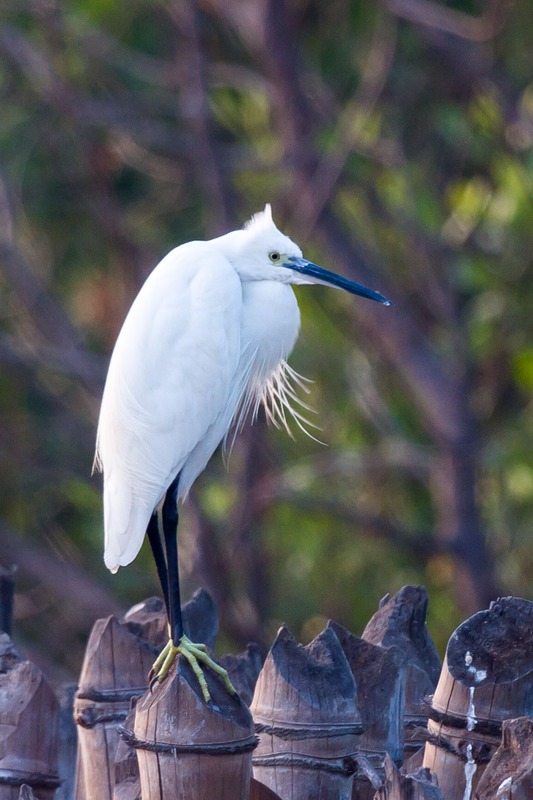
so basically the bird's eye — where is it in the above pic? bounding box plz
[269,251,281,263]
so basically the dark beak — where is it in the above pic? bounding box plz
[288,257,391,306]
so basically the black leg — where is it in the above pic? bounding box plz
[147,513,169,614]
[148,470,235,701]
[162,473,183,644]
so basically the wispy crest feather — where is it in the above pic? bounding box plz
[243,203,274,234]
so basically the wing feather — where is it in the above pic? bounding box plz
[95,242,243,571]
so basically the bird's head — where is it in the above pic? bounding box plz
[218,204,391,306]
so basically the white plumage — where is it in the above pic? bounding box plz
[95,204,390,575]
[96,207,297,572]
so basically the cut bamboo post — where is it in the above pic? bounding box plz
[422,653,500,800]
[74,596,167,800]
[251,625,361,800]
[249,778,283,799]
[74,588,219,800]
[474,716,533,799]
[56,682,78,800]
[113,709,140,800]
[374,754,442,800]
[18,789,37,800]
[422,596,533,800]
[328,621,404,800]
[174,587,219,653]
[362,585,441,760]
[129,651,257,800]
[220,643,264,706]
[0,634,60,800]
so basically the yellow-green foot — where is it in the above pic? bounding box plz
[149,635,237,703]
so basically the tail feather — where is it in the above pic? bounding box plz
[103,475,156,572]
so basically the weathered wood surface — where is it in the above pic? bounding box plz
[113,709,140,800]
[362,585,441,759]
[18,788,37,800]
[220,643,264,706]
[249,778,283,799]
[402,745,425,774]
[132,654,256,800]
[74,597,167,800]
[74,588,221,800]
[8,583,533,800]
[173,587,219,653]
[56,683,78,800]
[474,716,533,800]
[328,621,403,800]
[423,597,533,800]
[374,754,442,800]
[251,625,361,800]
[0,634,60,800]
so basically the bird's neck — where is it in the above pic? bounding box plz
[240,281,301,378]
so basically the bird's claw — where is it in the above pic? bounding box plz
[150,635,237,703]
[148,668,158,693]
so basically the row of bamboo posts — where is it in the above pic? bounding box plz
[1,575,533,799]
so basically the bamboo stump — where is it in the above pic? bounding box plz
[374,754,442,800]
[172,587,219,653]
[220,643,264,706]
[74,597,167,800]
[422,596,533,800]
[474,717,533,799]
[328,621,404,800]
[56,683,77,800]
[249,778,283,799]
[251,625,361,800]
[0,634,60,800]
[129,656,257,799]
[362,585,441,760]
[113,710,140,800]
[18,789,37,800]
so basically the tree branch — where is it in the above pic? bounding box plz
[0,242,106,395]
[0,522,120,625]
[386,0,512,42]
[167,1,235,232]
[292,11,399,235]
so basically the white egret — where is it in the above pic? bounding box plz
[95,204,390,702]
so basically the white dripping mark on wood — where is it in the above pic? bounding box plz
[463,651,487,733]
[461,649,488,800]
[465,650,487,731]
[496,777,512,800]
[466,686,477,731]
[464,652,479,732]
[464,650,487,684]
[462,743,477,800]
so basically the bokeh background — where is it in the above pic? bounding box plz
[1,0,533,682]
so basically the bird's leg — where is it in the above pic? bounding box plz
[146,512,169,614]
[149,474,180,688]
[146,512,171,688]
[162,473,183,642]
[150,474,236,702]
